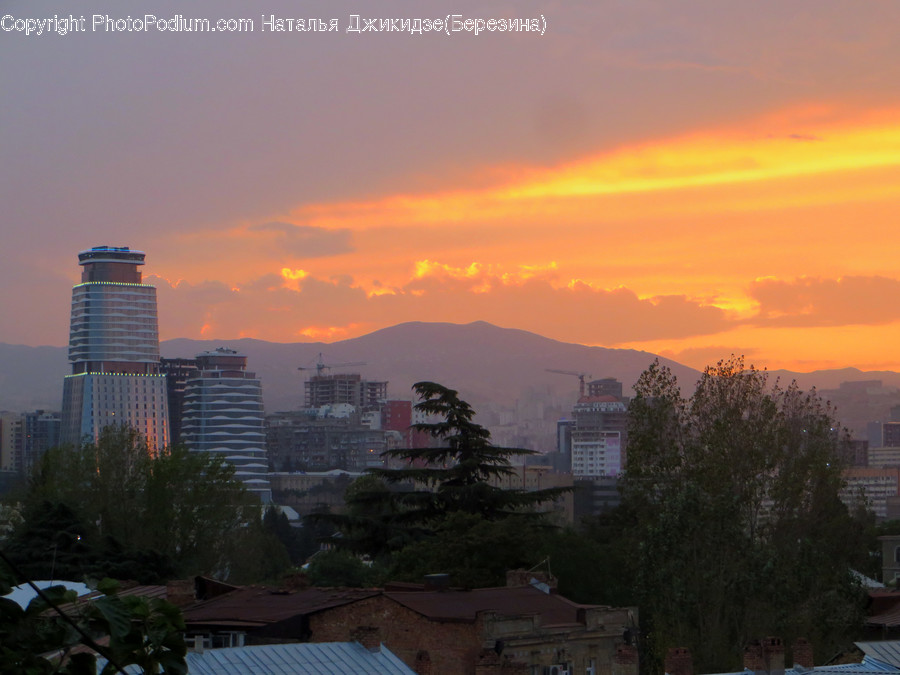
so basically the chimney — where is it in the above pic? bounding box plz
[351,625,381,651]
[166,579,195,607]
[792,639,814,669]
[414,650,432,675]
[763,637,785,675]
[744,640,765,674]
[665,647,693,675]
[612,644,639,675]
[424,573,450,591]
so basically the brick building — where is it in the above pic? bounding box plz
[181,578,638,675]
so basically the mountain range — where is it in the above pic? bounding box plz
[2,321,899,439]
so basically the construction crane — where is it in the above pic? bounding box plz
[298,352,367,377]
[546,369,592,398]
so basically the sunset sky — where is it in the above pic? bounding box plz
[4,0,900,371]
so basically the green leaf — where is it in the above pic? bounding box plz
[92,596,134,641]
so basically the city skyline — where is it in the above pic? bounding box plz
[5,1,900,372]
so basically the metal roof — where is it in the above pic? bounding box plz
[97,642,416,674]
[184,642,416,675]
[858,643,900,670]
[705,656,900,675]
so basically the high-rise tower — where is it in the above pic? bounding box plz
[60,246,169,449]
[181,348,271,502]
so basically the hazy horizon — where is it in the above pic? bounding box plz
[5,1,900,372]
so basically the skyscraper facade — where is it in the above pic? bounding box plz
[60,246,169,449]
[181,348,271,502]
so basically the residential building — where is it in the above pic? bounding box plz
[304,374,387,409]
[0,412,24,472]
[181,348,270,502]
[22,410,60,472]
[181,577,639,675]
[60,246,169,450]
[570,397,628,477]
[886,422,900,448]
[587,377,624,399]
[266,411,388,472]
[841,467,900,520]
[159,357,199,446]
[869,446,900,468]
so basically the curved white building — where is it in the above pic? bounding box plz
[180,348,271,502]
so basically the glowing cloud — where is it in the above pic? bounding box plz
[282,106,900,234]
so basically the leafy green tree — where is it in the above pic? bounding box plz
[17,426,255,579]
[221,516,291,584]
[306,550,382,588]
[623,358,868,672]
[389,512,545,589]
[3,501,93,582]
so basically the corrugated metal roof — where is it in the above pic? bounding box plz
[184,642,416,675]
[97,642,417,674]
[858,643,900,669]
[706,656,900,675]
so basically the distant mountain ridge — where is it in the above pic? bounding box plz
[3,322,900,439]
[1,321,696,413]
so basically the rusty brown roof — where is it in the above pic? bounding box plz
[182,586,380,626]
[384,585,598,626]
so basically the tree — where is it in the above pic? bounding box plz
[15,426,255,579]
[623,358,868,672]
[369,381,569,525]
[389,512,545,589]
[317,382,570,583]
[306,550,382,588]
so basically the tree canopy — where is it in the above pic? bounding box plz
[8,426,257,580]
[312,382,569,585]
[623,357,869,672]
[369,381,569,523]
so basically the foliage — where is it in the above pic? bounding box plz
[389,512,546,589]
[307,475,420,561]
[369,382,568,529]
[312,382,569,582]
[0,562,186,675]
[305,550,382,588]
[13,426,256,579]
[544,517,636,606]
[221,516,291,584]
[623,357,869,672]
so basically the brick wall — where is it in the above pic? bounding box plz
[309,595,480,675]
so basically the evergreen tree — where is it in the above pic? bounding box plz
[319,382,570,577]
[368,381,569,523]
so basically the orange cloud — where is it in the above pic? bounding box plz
[296,324,364,340]
[284,105,900,233]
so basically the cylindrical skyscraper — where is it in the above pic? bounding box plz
[181,348,271,502]
[60,246,170,450]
